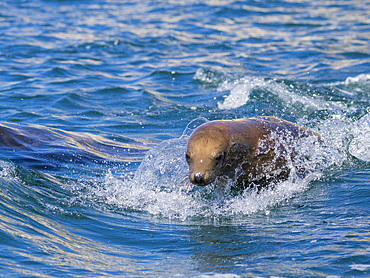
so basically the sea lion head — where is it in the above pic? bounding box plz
[186,122,236,186]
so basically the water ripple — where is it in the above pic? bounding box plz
[0,0,369,277]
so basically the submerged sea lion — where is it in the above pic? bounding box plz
[185,116,320,190]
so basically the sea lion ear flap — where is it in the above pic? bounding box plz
[230,135,245,152]
[230,136,238,147]
[231,139,237,146]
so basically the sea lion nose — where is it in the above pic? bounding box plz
[194,172,204,185]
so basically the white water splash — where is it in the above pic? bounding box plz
[81,125,341,221]
[328,73,370,98]
[216,75,327,111]
[216,76,257,110]
[344,73,370,88]
[0,161,16,178]
[349,113,370,162]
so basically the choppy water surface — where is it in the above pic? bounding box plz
[0,0,369,277]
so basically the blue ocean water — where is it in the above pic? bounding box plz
[0,0,369,277]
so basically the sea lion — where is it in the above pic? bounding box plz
[185,116,320,189]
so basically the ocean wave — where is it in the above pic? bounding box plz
[344,73,370,88]
[194,68,346,113]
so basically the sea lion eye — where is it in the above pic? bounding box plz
[215,153,224,163]
[185,153,191,162]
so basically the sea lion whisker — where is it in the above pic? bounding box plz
[177,176,188,190]
[216,176,229,189]
[177,176,193,193]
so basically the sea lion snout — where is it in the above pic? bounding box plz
[193,173,204,184]
[189,171,215,186]
[190,172,206,186]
